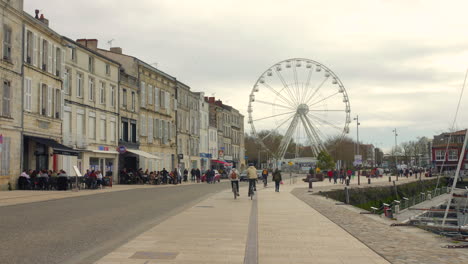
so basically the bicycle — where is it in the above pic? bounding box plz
[232,181,238,199]
[248,179,255,200]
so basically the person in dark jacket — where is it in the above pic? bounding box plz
[272,169,282,192]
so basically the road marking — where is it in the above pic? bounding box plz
[244,193,258,264]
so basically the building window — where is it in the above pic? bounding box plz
[88,78,94,101]
[99,81,105,104]
[105,64,110,75]
[77,73,83,97]
[148,84,153,105]
[42,40,48,71]
[110,85,115,107]
[3,25,12,61]
[88,115,96,139]
[55,89,61,118]
[55,47,61,77]
[26,30,33,64]
[88,56,94,73]
[64,68,71,95]
[131,91,135,111]
[71,47,76,62]
[448,150,458,161]
[40,84,47,115]
[130,122,137,143]
[436,150,445,161]
[122,89,127,108]
[121,120,129,142]
[2,80,11,117]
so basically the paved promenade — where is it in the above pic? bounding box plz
[3,175,466,263]
[95,176,397,264]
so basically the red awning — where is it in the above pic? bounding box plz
[211,159,227,164]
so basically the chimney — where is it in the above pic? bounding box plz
[76,39,86,46]
[208,97,215,103]
[75,39,98,50]
[38,14,49,27]
[86,39,98,50]
[110,47,122,54]
[35,9,39,19]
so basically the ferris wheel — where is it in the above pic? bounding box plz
[247,58,351,160]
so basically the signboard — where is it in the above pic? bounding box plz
[73,166,82,177]
[354,155,362,165]
[98,146,110,151]
[117,145,127,154]
[288,161,294,166]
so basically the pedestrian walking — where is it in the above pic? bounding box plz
[327,170,333,182]
[196,168,201,183]
[273,169,282,192]
[333,169,338,184]
[183,169,188,182]
[229,167,240,196]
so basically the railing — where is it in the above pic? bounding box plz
[389,187,449,215]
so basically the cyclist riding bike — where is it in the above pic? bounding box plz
[229,167,240,198]
[261,169,268,187]
[247,163,258,197]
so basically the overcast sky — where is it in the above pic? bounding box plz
[25,0,468,152]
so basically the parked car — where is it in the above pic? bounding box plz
[201,170,221,183]
[240,170,248,181]
[240,170,263,181]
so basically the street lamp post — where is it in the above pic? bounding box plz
[393,128,398,180]
[354,115,360,185]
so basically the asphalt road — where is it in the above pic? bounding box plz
[0,182,231,264]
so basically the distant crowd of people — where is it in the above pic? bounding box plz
[119,167,224,185]
[18,169,69,190]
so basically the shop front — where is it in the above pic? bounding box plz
[117,146,161,182]
[23,136,80,173]
[81,147,119,182]
[199,153,212,172]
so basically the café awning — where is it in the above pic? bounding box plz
[126,149,162,160]
[26,136,80,156]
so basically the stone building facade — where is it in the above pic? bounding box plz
[62,38,120,179]
[176,81,191,171]
[0,0,23,189]
[21,11,78,176]
[95,43,177,173]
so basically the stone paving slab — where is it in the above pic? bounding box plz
[293,187,468,264]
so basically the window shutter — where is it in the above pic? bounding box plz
[153,118,158,139]
[174,98,177,111]
[160,89,164,108]
[24,78,32,111]
[61,49,65,79]
[48,42,53,74]
[39,82,42,114]
[159,119,163,139]
[140,115,146,136]
[61,89,65,119]
[52,44,56,74]
[168,122,171,141]
[165,92,170,114]
[140,82,146,108]
[154,87,159,111]
[38,37,42,68]
[23,29,27,62]
[148,84,153,105]
[47,86,52,117]
[32,33,38,66]
[148,118,153,143]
